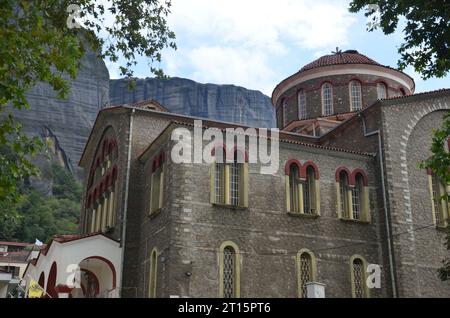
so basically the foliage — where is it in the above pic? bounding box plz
[420,113,450,281]
[0,163,81,242]
[349,0,450,79]
[0,0,175,204]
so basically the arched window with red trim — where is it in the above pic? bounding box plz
[289,163,301,213]
[298,90,307,120]
[336,167,370,222]
[285,160,320,215]
[337,169,351,219]
[210,146,248,208]
[321,83,333,116]
[349,80,362,111]
[85,127,119,234]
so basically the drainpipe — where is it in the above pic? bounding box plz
[359,113,398,298]
[119,108,135,297]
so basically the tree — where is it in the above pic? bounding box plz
[0,163,84,242]
[420,114,450,281]
[0,0,176,204]
[349,1,450,281]
[349,0,450,79]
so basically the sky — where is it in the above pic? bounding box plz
[106,0,450,97]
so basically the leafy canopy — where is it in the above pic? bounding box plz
[0,0,176,204]
[349,0,450,79]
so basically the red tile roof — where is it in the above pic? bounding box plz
[299,50,381,72]
[0,241,34,247]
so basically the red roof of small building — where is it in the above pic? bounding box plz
[299,50,381,73]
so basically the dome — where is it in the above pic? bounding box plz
[272,49,415,109]
[272,49,416,134]
[299,50,381,73]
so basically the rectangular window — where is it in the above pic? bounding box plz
[215,163,226,204]
[352,187,360,220]
[230,162,239,206]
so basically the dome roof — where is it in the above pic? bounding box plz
[299,50,381,72]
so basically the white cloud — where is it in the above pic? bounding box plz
[187,46,276,94]
[163,0,357,95]
[169,0,355,51]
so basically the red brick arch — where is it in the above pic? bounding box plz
[301,161,320,180]
[285,159,302,176]
[351,168,369,186]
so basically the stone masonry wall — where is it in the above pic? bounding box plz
[129,120,388,297]
[380,94,450,297]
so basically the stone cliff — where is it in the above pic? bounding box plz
[13,48,110,177]
[109,77,276,128]
[13,59,275,183]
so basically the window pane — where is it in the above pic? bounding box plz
[215,163,225,204]
[353,259,365,298]
[322,84,333,116]
[230,161,240,206]
[223,247,235,298]
[290,165,300,212]
[300,253,312,298]
[340,172,349,218]
[298,90,307,119]
[377,83,387,99]
[350,81,362,111]
[303,168,315,214]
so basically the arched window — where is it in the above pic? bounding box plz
[297,249,317,298]
[85,130,118,234]
[286,161,320,216]
[350,256,369,298]
[321,83,333,116]
[150,152,165,215]
[349,81,362,111]
[289,164,300,213]
[148,249,157,298]
[352,174,364,220]
[377,82,387,99]
[298,90,307,119]
[428,170,449,228]
[303,166,318,215]
[211,147,248,208]
[338,170,351,219]
[219,242,240,298]
[336,168,370,222]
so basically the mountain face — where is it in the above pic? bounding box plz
[13,48,110,177]
[13,55,275,187]
[109,77,276,128]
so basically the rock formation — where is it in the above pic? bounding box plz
[12,48,110,177]
[110,77,276,128]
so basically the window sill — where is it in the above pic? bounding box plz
[339,217,370,224]
[148,208,163,219]
[287,212,320,219]
[435,224,449,232]
[212,203,248,211]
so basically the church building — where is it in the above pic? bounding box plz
[24,50,450,298]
